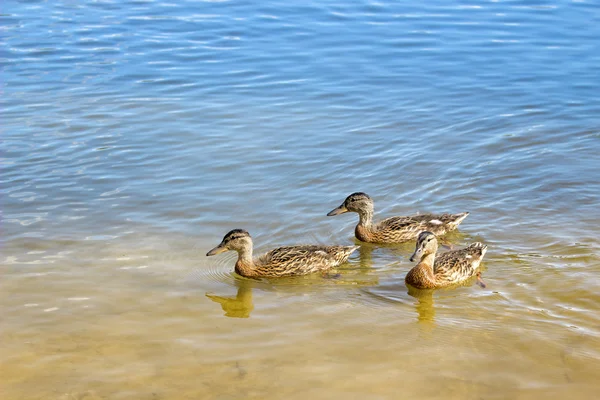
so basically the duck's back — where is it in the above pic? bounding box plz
[370,213,466,243]
[255,245,357,277]
[378,216,423,237]
[433,242,487,285]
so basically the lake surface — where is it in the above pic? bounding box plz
[2,0,600,398]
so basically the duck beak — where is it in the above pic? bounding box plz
[206,245,227,256]
[409,248,423,263]
[327,205,348,216]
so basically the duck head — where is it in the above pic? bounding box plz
[207,229,253,256]
[327,192,374,216]
[410,231,438,262]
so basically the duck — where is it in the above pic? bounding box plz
[405,231,487,289]
[206,229,358,278]
[327,192,469,243]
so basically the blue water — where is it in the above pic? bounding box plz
[3,0,599,239]
[2,1,600,398]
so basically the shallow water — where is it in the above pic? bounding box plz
[2,0,600,399]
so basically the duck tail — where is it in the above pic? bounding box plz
[346,245,360,257]
[447,212,469,228]
[338,245,359,263]
[469,242,488,259]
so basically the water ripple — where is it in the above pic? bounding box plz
[1,1,600,396]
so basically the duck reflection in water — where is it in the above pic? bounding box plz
[406,285,436,323]
[357,243,376,271]
[206,281,255,318]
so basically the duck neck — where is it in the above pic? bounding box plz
[357,207,374,228]
[419,252,436,270]
[406,253,437,289]
[355,207,375,242]
[234,246,256,278]
[415,253,437,283]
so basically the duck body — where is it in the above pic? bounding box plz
[207,229,358,278]
[354,212,469,243]
[328,192,469,244]
[405,231,487,289]
[245,245,358,278]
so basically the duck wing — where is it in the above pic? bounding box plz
[379,212,468,237]
[256,245,357,276]
[433,242,487,284]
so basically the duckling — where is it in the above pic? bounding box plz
[206,229,358,278]
[327,192,469,244]
[405,231,487,289]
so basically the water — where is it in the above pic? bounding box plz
[2,0,600,398]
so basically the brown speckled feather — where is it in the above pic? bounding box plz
[364,212,469,243]
[432,242,487,286]
[253,245,359,277]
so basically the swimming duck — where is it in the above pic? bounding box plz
[327,192,469,243]
[206,229,358,278]
[405,231,487,289]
